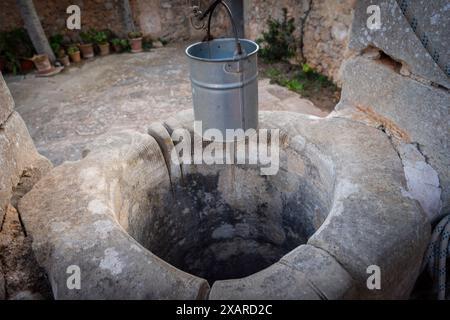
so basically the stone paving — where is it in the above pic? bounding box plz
[5,43,328,165]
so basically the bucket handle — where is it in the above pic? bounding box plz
[200,0,244,57]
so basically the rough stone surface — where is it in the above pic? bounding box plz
[349,0,450,88]
[280,245,357,299]
[245,0,355,83]
[210,262,323,300]
[0,111,52,229]
[0,0,229,41]
[19,111,430,299]
[0,73,14,125]
[0,265,4,300]
[259,111,430,299]
[302,0,355,82]
[19,131,209,299]
[398,143,442,222]
[336,56,450,217]
[6,45,328,166]
[1,1,354,83]
[0,204,52,300]
[211,244,356,299]
[0,72,53,300]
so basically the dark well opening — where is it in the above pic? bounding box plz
[136,152,334,284]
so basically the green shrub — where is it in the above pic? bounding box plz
[93,31,108,44]
[128,31,143,39]
[0,28,35,74]
[264,62,336,95]
[67,46,79,54]
[80,28,97,44]
[256,8,297,63]
[286,79,304,91]
[50,33,64,56]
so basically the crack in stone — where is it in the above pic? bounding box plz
[299,0,313,63]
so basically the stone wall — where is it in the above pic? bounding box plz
[0,0,229,41]
[0,0,125,37]
[244,0,355,82]
[302,0,355,83]
[0,1,355,82]
[0,72,53,299]
[335,0,450,220]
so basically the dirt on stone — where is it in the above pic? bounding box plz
[259,60,341,112]
[0,204,53,300]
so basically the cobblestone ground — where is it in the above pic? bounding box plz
[5,43,328,166]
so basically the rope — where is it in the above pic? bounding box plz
[421,214,450,299]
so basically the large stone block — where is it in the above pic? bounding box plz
[280,245,357,299]
[0,73,14,125]
[19,131,209,299]
[210,262,323,300]
[349,0,450,88]
[337,56,450,216]
[0,112,52,229]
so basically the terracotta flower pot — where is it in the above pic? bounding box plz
[20,59,34,73]
[98,42,110,56]
[69,51,81,63]
[79,43,94,59]
[113,44,123,53]
[130,37,143,53]
[31,54,52,73]
[59,55,70,67]
[58,48,66,60]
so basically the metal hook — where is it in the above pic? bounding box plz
[188,0,206,30]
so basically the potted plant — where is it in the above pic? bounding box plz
[111,38,121,52]
[111,38,128,53]
[1,28,36,74]
[79,29,95,59]
[31,54,52,73]
[68,45,81,63]
[50,33,70,67]
[128,31,143,53]
[93,30,110,56]
[59,52,70,67]
[20,58,34,72]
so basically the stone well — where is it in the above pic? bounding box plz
[19,110,430,299]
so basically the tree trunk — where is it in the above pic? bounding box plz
[121,0,135,34]
[16,0,55,62]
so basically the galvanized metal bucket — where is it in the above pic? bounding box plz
[186,38,259,137]
[186,0,259,138]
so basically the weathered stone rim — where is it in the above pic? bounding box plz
[18,111,430,299]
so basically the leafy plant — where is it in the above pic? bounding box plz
[93,31,108,44]
[80,28,97,44]
[256,8,297,63]
[264,62,336,96]
[0,28,35,74]
[142,37,153,51]
[111,38,129,52]
[302,63,311,73]
[286,79,304,91]
[111,38,121,46]
[128,31,143,39]
[50,33,65,57]
[67,46,79,54]
[265,67,281,79]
